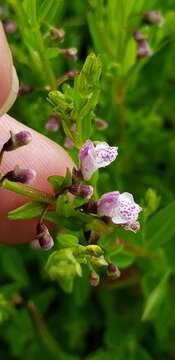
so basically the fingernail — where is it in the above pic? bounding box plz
[0,66,19,116]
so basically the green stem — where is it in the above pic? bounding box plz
[9,0,56,89]
[27,301,64,360]
[1,179,55,205]
[34,25,56,89]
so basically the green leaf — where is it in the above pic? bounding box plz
[45,47,59,60]
[39,0,63,23]
[56,194,74,217]
[122,38,136,75]
[23,0,38,26]
[48,175,64,192]
[8,201,45,220]
[147,200,175,248]
[60,168,72,189]
[72,196,89,208]
[1,248,29,286]
[142,271,170,321]
[110,251,135,269]
[57,234,79,248]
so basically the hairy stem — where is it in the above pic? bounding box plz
[1,179,55,205]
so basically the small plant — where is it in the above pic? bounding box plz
[0,54,143,293]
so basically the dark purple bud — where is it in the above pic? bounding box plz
[34,223,54,250]
[133,31,146,42]
[107,263,120,277]
[69,183,93,199]
[61,48,78,61]
[64,122,76,148]
[4,20,17,33]
[143,11,164,27]
[45,113,60,132]
[95,117,108,130]
[83,200,98,214]
[2,130,32,152]
[89,271,100,287]
[4,165,36,184]
[133,31,152,59]
[72,167,83,181]
[67,69,79,78]
[89,231,100,244]
[137,39,153,59]
[49,27,65,42]
[64,136,74,149]
[18,83,33,96]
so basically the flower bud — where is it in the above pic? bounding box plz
[88,231,100,244]
[95,117,108,130]
[18,83,33,96]
[69,183,93,200]
[67,69,79,78]
[2,130,32,152]
[4,20,17,33]
[83,200,97,214]
[133,31,153,59]
[64,122,76,148]
[72,167,83,181]
[49,27,65,42]
[107,263,120,277]
[64,136,74,149]
[137,40,153,59]
[143,11,164,27]
[89,271,100,287]
[45,113,60,132]
[133,31,146,42]
[4,165,36,184]
[33,223,54,251]
[61,48,78,61]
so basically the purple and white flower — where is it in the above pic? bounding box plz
[137,40,153,59]
[45,113,60,132]
[79,140,118,180]
[3,130,32,152]
[4,165,36,184]
[97,191,142,232]
[133,31,153,59]
[32,223,54,251]
[143,11,164,27]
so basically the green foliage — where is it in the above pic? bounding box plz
[48,53,102,147]
[8,201,45,220]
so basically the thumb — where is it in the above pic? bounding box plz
[0,115,73,244]
[0,22,19,116]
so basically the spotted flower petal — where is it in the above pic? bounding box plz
[79,140,118,180]
[97,191,142,232]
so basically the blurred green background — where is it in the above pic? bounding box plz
[0,0,175,359]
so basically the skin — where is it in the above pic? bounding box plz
[0,24,73,244]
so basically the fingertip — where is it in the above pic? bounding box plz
[0,115,73,244]
[0,22,13,110]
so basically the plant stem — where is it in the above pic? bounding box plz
[34,25,56,89]
[1,179,55,205]
[27,301,64,359]
[9,0,56,89]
